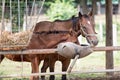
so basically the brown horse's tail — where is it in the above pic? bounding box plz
[0,55,4,63]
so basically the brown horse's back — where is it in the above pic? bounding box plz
[34,21,72,33]
[34,21,53,32]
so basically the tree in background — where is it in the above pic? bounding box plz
[80,0,89,14]
[0,0,42,32]
[118,0,120,14]
[45,0,99,20]
[46,0,77,21]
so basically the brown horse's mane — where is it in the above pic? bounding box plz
[54,14,90,22]
[54,19,71,22]
[54,18,71,22]
[54,15,78,22]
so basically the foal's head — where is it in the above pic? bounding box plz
[78,11,98,46]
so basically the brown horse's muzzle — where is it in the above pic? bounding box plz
[91,39,99,46]
[86,37,99,46]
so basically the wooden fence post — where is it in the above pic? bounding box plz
[105,0,113,75]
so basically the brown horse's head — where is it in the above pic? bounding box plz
[78,11,98,46]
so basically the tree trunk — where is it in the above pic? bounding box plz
[92,0,97,15]
[81,0,88,14]
[118,0,120,14]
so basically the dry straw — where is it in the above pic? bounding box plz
[0,31,30,50]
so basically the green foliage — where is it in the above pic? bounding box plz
[46,0,77,21]
[116,22,120,31]
[69,73,105,79]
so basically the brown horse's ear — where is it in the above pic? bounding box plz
[79,12,82,18]
[88,9,93,16]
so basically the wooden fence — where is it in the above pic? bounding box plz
[0,46,120,78]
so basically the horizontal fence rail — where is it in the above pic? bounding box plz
[92,46,120,51]
[0,49,57,54]
[0,46,120,55]
[0,69,120,78]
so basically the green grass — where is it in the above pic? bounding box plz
[69,73,106,79]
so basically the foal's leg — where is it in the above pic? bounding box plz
[61,59,70,80]
[31,56,40,80]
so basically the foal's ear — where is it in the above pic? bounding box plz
[88,9,93,16]
[79,12,82,18]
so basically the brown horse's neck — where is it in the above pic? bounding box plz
[54,16,79,31]
[54,16,80,36]
[70,17,81,37]
[71,16,79,31]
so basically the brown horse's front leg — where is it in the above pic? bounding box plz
[61,59,70,80]
[41,57,49,80]
[31,56,40,80]
[49,59,56,80]
[41,55,56,80]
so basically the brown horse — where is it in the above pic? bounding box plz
[0,11,98,80]
[39,11,98,80]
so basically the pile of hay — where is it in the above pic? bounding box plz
[0,31,31,50]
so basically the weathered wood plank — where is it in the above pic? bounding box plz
[105,0,113,75]
[0,46,120,55]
